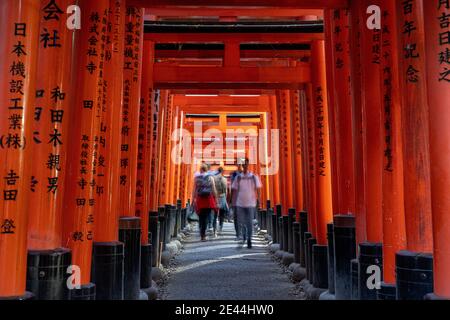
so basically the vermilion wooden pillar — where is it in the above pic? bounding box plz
[62,0,110,298]
[119,6,144,218]
[423,0,450,300]
[396,0,433,253]
[91,0,126,300]
[158,92,171,205]
[395,0,434,300]
[0,0,40,299]
[291,90,304,216]
[278,90,294,212]
[95,0,125,244]
[327,8,356,216]
[379,0,407,288]
[323,9,339,214]
[24,0,75,301]
[311,40,333,245]
[348,0,367,245]
[149,90,161,210]
[275,91,287,211]
[305,84,318,237]
[28,0,74,251]
[136,40,154,244]
[269,95,281,206]
[360,0,383,244]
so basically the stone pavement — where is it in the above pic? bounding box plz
[165,222,300,300]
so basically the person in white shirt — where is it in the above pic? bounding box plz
[231,158,262,248]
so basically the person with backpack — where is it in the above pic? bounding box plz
[213,167,228,234]
[231,158,262,249]
[192,163,218,241]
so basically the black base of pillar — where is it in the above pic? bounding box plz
[326,223,335,294]
[287,209,295,254]
[299,211,308,268]
[92,241,124,300]
[271,213,278,243]
[396,250,433,300]
[149,212,160,267]
[293,222,300,264]
[0,292,34,300]
[312,244,328,289]
[377,282,396,300]
[278,216,283,249]
[333,215,356,300]
[119,217,142,300]
[282,216,289,252]
[304,232,312,280]
[358,242,383,300]
[140,243,153,290]
[69,283,96,300]
[26,248,71,300]
[307,237,317,282]
[351,259,359,300]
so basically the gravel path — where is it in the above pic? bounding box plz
[164,222,300,300]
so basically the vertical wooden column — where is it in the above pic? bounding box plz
[348,0,367,245]
[323,9,339,214]
[28,0,73,250]
[91,0,126,301]
[423,0,450,300]
[304,84,317,237]
[158,92,171,205]
[260,112,271,205]
[359,0,384,245]
[311,40,333,246]
[379,0,407,291]
[136,40,154,244]
[25,0,74,300]
[119,6,144,218]
[398,0,435,253]
[395,0,434,300]
[278,90,294,211]
[327,8,356,216]
[0,0,40,299]
[291,90,304,216]
[119,6,144,301]
[397,0,433,254]
[269,95,280,206]
[62,0,110,299]
[149,90,161,210]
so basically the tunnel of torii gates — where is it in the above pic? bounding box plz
[0,0,449,301]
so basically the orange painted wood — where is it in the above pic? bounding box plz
[323,9,339,214]
[135,40,154,244]
[95,0,126,243]
[145,33,324,43]
[291,90,305,215]
[153,65,311,85]
[328,9,357,216]
[280,90,294,210]
[118,6,144,217]
[423,0,450,298]
[269,95,281,205]
[62,0,110,285]
[145,7,324,18]
[128,0,349,9]
[311,40,334,245]
[304,84,318,236]
[27,0,74,250]
[379,0,407,285]
[360,0,383,243]
[149,90,162,210]
[396,0,433,253]
[0,0,40,297]
[348,0,367,245]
